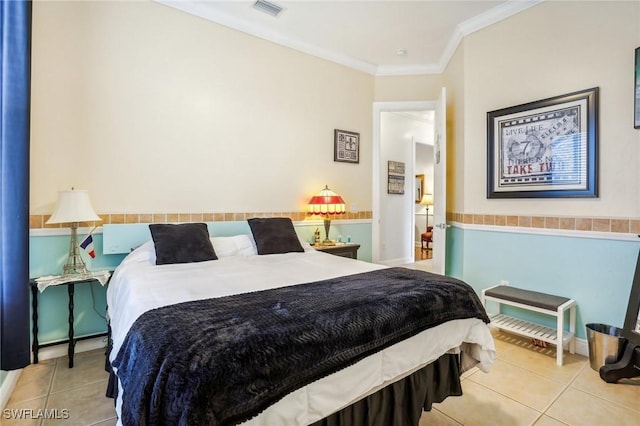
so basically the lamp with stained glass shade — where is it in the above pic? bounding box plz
[307,185,346,244]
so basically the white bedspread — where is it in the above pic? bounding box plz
[107,243,495,425]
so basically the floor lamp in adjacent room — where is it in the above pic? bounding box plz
[419,193,433,229]
[419,193,434,253]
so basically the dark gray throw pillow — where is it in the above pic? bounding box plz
[149,223,217,265]
[247,217,304,255]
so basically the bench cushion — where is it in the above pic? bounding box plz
[485,286,571,311]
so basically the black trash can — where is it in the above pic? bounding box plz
[585,323,625,371]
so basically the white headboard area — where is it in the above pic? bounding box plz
[102,222,252,254]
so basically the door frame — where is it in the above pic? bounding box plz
[413,136,431,261]
[372,100,436,264]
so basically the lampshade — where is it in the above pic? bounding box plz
[307,185,346,215]
[419,193,434,207]
[419,193,433,231]
[46,189,101,224]
[46,189,101,277]
[307,185,345,244]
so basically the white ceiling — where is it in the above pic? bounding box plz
[156,0,542,76]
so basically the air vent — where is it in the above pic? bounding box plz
[252,0,283,17]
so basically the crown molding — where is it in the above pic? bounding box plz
[154,0,379,75]
[155,0,544,77]
[436,0,543,73]
[458,0,544,36]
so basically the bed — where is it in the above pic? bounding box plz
[105,219,495,426]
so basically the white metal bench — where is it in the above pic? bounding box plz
[482,285,576,366]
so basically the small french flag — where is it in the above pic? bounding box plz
[79,234,96,259]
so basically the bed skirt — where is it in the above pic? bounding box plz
[106,325,462,426]
[106,352,461,425]
[311,353,462,426]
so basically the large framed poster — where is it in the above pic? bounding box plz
[487,87,599,198]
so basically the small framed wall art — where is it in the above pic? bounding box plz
[387,161,405,194]
[334,129,360,163]
[487,87,599,199]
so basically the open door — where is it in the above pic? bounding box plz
[372,99,439,266]
[431,88,447,274]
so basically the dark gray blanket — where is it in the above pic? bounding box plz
[112,267,489,426]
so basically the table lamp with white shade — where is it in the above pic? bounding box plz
[46,188,101,277]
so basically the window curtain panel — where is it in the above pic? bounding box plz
[0,0,31,371]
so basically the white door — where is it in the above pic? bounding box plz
[372,100,438,266]
[431,88,447,274]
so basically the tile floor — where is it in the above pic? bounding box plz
[420,331,639,426]
[5,325,639,425]
[6,331,639,425]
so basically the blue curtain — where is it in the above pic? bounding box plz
[0,0,31,371]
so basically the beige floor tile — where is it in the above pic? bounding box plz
[532,415,569,426]
[7,362,55,405]
[54,348,107,368]
[490,330,529,357]
[570,366,640,414]
[2,396,46,426]
[91,418,117,426]
[461,366,479,379]
[545,387,640,426]
[469,359,566,412]
[43,380,116,426]
[434,380,542,426]
[420,408,463,425]
[497,342,587,385]
[51,349,109,393]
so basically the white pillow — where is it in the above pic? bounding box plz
[122,240,156,265]
[298,236,314,252]
[211,234,258,257]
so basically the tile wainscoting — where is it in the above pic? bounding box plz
[447,212,640,235]
[30,211,637,234]
[29,211,373,229]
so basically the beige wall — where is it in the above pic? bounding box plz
[30,1,374,216]
[30,1,640,222]
[373,75,442,102]
[460,1,640,218]
[442,41,466,213]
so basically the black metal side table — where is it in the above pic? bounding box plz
[30,272,111,368]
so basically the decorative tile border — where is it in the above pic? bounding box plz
[446,212,640,234]
[29,210,639,235]
[28,211,373,229]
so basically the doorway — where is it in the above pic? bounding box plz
[414,137,434,267]
[372,101,436,267]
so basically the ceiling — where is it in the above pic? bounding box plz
[156,0,542,76]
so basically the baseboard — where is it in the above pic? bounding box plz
[0,369,22,411]
[380,256,414,267]
[35,335,108,363]
[574,337,588,358]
